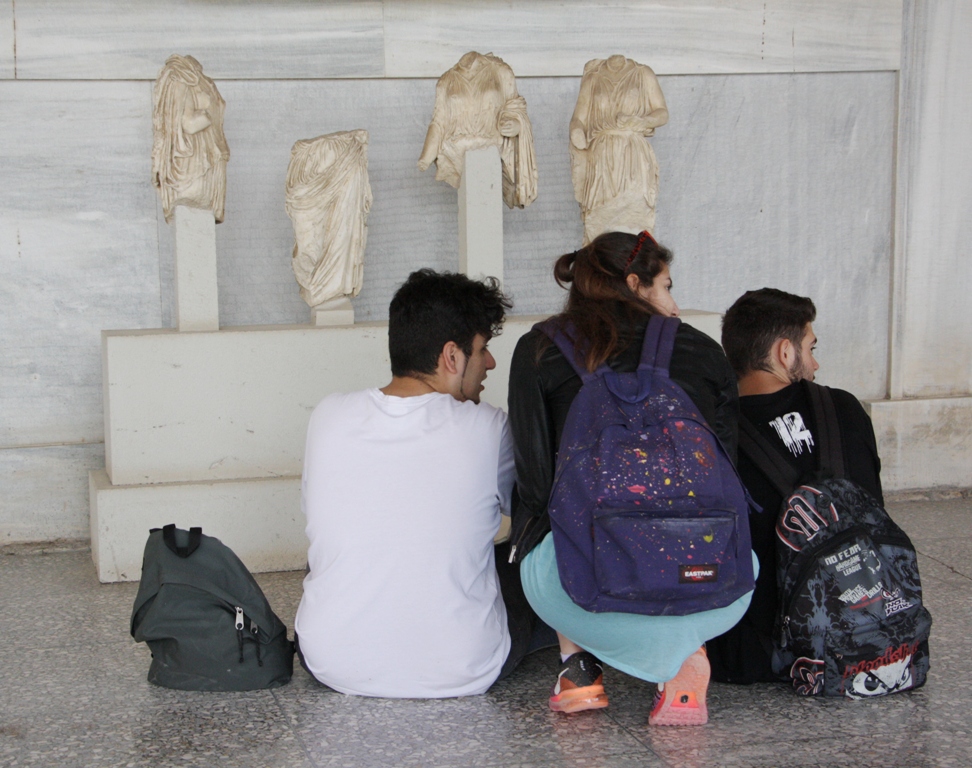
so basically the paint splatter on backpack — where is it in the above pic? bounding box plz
[541,315,755,616]
[739,383,932,698]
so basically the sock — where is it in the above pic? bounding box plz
[561,653,571,663]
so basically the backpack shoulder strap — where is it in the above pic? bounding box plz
[535,319,602,383]
[805,381,846,478]
[637,314,680,376]
[737,413,802,498]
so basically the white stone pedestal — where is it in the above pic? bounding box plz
[312,297,354,326]
[91,316,542,581]
[865,396,972,492]
[174,206,219,331]
[458,146,503,283]
[90,469,305,583]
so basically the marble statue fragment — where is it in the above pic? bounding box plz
[152,55,230,223]
[418,51,538,209]
[569,55,669,244]
[285,130,373,308]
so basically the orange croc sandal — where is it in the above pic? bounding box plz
[649,647,709,726]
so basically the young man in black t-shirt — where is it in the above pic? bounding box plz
[707,288,884,684]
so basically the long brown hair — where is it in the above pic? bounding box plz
[550,230,673,372]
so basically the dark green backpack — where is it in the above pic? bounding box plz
[131,525,294,691]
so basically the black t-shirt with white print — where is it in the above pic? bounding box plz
[708,381,884,684]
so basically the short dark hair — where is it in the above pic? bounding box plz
[721,288,817,377]
[388,269,512,377]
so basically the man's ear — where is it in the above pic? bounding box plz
[776,337,794,369]
[438,340,463,375]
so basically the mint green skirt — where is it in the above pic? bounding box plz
[521,532,757,682]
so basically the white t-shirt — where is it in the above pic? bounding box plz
[294,389,515,698]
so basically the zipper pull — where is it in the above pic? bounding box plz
[249,617,262,666]
[235,606,245,663]
[250,619,264,667]
[508,544,517,564]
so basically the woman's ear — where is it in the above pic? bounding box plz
[625,272,642,293]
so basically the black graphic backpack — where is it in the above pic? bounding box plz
[541,315,754,616]
[131,524,294,691]
[738,382,932,698]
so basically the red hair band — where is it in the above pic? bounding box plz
[625,230,657,270]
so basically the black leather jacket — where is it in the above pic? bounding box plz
[506,319,740,563]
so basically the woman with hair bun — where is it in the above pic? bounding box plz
[507,230,754,726]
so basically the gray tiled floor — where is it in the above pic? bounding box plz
[2,496,970,768]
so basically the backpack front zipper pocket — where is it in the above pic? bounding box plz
[779,526,918,645]
[592,509,742,602]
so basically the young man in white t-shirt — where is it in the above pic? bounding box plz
[294,269,536,698]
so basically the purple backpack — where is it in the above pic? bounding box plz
[542,315,755,616]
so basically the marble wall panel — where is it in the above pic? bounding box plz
[0,443,105,543]
[0,2,13,79]
[383,0,902,77]
[0,82,161,447]
[12,0,384,80]
[891,0,972,398]
[8,1,901,81]
[653,71,896,400]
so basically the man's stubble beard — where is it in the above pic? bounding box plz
[788,350,814,383]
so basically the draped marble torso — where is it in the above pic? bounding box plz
[419,51,537,209]
[152,55,230,223]
[569,56,669,243]
[285,130,373,307]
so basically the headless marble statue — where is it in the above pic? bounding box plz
[285,130,373,310]
[418,51,538,209]
[152,55,230,224]
[569,55,669,244]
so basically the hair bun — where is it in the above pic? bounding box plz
[554,249,580,286]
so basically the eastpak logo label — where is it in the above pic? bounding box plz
[679,564,718,583]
